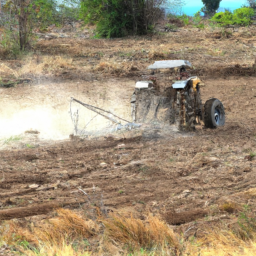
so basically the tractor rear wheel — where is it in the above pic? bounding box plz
[204,98,225,128]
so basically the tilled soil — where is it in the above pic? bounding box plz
[0,77,256,226]
[1,25,256,237]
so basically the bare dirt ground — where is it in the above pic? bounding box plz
[1,23,256,254]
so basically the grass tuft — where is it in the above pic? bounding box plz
[19,56,74,77]
[2,208,97,254]
[35,208,98,245]
[103,213,180,253]
[3,135,22,144]
[219,202,240,213]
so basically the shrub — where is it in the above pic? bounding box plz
[80,0,165,38]
[192,11,205,29]
[166,13,186,27]
[237,205,256,240]
[211,11,235,26]
[219,202,239,213]
[0,29,21,59]
[233,7,255,25]
[79,0,102,24]
[165,23,178,31]
[95,0,143,38]
[178,14,190,26]
[1,0,80,52]
[211,7,254,26]
[103,213,180,252]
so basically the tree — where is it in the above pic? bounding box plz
[2,0,54,50]
[1,0,78,53]
[247,0,256,9]
[165,0,185,16]
[17,0,30,50]
[202,0,222,16]
[80,0,183,38]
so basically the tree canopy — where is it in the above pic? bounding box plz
[79,0,167,38]
[79,0,185,38]
[202,0,222,16]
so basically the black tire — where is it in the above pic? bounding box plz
[204,98,225,128]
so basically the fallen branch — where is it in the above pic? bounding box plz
[0,78,31,88]
[0,188,37,198]
[78,187,91,203]
[0,199,85,220]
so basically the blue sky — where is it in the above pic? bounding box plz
[183,0,247,16]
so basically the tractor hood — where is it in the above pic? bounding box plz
[172,76,201,91]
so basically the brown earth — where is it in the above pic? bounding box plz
[0,24,256,245]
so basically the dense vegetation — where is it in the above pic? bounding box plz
[0,0,79,51]
[0,0,255,54]
[201,0,222,16]
[79,0,172,38]
[80,0,152,37]
[211,7,255,26]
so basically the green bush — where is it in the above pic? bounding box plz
[165,23,178,31]
[233,7,255,25]
[177,14,190,26]
[192,11,205,28]
[57,3,80,23]
[0,29,21,58]
[31,0,58,29]
[211,7,254,26]
[31,0,80,29]
[79,0,102,24]
[80,0,162,38]
[96,0,135,38]
[211,10,233,26]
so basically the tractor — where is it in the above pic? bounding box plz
[131,60,225,130]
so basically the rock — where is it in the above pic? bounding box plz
[117,144,125,148]
[59,34,69,38]
[100,162,108,168]
[205,157,219,162]
[62,24,73,33]
[178,190,191,199]
[29,184,39,189]
[25,130,40,134]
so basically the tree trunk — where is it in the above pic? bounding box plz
[18,0,28,50]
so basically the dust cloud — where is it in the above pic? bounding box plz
[0,103,128,141]
[0,80,134,142]
[0,105,73,140]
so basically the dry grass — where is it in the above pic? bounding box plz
[244,188,256,197]
[0,53,74,79]
[219,201,241,213]
[103,213,180,253]
[19,55,74,77]
[24,244,91,256]
[2,208,97,254]
[186,229,256,256]
[95,61,121,73]
[95,61,139,76]
[148,51,165,60]
[34,208,98,245]
[2,208,256,255]
[0,63,19,78]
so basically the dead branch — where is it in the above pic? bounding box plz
[0,78,31,88]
